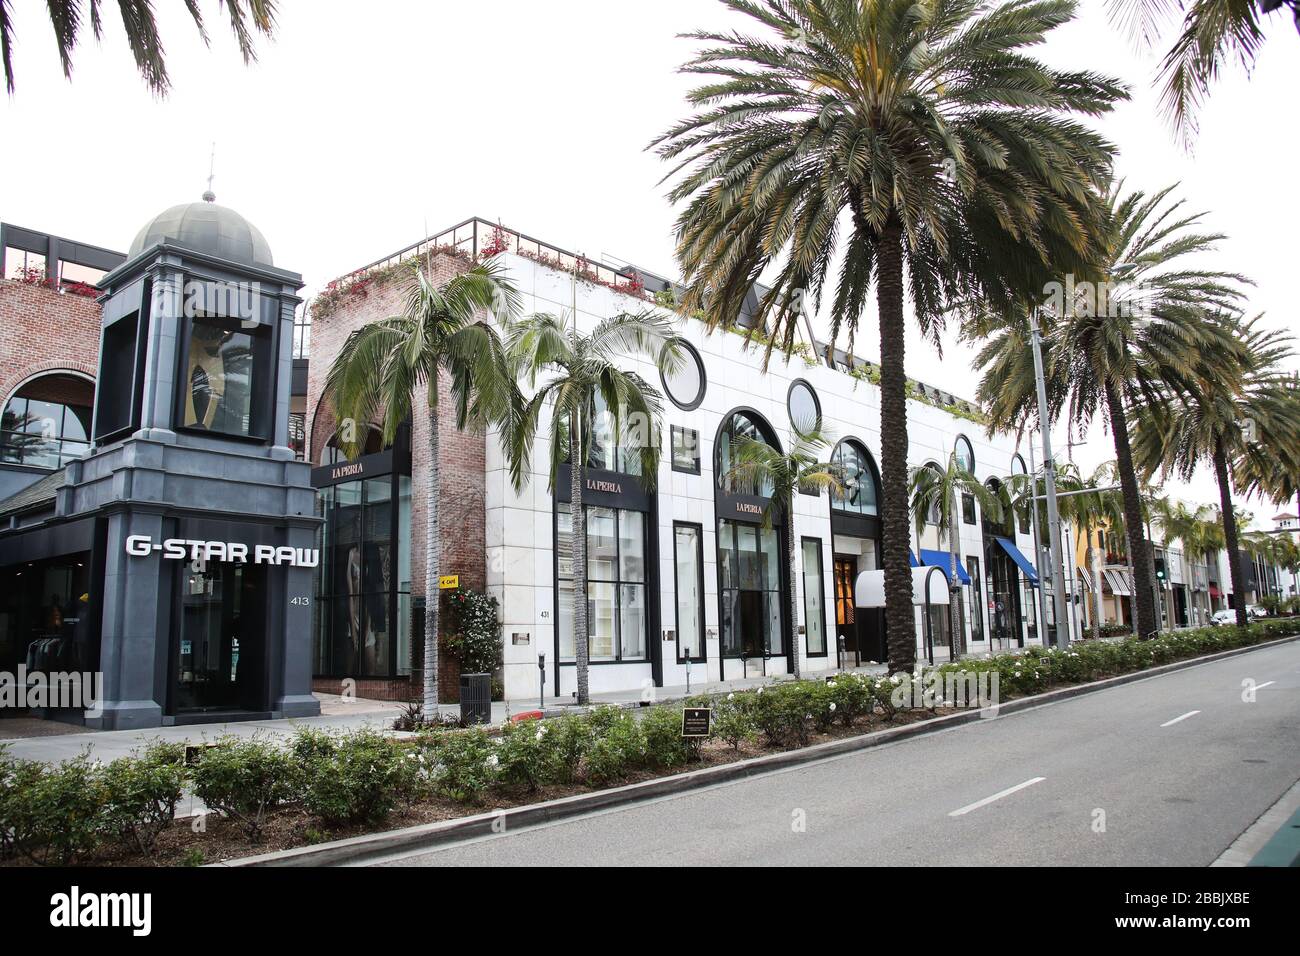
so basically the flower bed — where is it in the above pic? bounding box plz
[2,620,1295,867]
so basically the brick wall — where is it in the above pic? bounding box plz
[305,252,487,702]
[0,281,101,403]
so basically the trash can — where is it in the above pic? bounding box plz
[459,673,492,725]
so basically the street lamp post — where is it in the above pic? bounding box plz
[1028,309,1070,649]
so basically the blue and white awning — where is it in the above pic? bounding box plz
[994,536,1039,586]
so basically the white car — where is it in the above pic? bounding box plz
[1209,609,1239,627]
[1246,604,1269,619]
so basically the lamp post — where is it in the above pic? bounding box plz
[1028,309,1070,649]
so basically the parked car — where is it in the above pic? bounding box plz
[1246,604,1269,619]
[1209,609,1238,627]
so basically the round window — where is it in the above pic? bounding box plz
[661,341,706,410]
[955,435,975,475]
[788,380,820,435]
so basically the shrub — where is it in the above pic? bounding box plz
[102,741,188,854]
[289,726,339,763]
[3,753,107,864]
[827,673,874,726]
[641,705,691,769]
[425,728,498,803]
[712,695,757,750]
[301,729,419,827]
[495,719,553,793]
[191,736,303,841]
[750,684,812,747]
[540,714,591,785]
[444,587,503,679]
[583,710,645,785]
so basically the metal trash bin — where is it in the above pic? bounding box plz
[459,673,492,725]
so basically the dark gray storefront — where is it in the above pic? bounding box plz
[0,199,321,728]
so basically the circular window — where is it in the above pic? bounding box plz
[1010,453,1027,476]
[661,341,706,410]
[954,435,975,475]
[787,379,821,435]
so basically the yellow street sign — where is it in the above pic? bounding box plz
[438,574,459,590]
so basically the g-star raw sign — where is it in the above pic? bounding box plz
[125,535,319,567]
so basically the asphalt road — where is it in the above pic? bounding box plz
[374,641,1300,867]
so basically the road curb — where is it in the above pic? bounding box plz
[213,632,1300,867]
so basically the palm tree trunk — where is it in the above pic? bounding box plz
[874,221,915,674]
[569,411,590,704]
[1104,380,1158,638]
[1087,537,1102,639]
[1213,438,1249,628]
[423,396,441,720]
[948,495,962,660]
[786,500,801,679]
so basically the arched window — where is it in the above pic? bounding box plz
[830,440,879,516]
[955,435,975,475]
[787,379,820,435]
[923,461,944,524]
[318,425,385,465]
[1010,453,1027,477]
[982,477,1014,537]
[716,410,780,497]
[0,373,94,469]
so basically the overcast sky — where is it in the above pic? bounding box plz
[2,1,1296,522]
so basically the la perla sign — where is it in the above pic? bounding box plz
[124,535,319,568]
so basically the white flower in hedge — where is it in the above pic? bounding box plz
[757,686,764,695]
[485,754,499,769]
[829,702,837,712]
[727,693,735,701]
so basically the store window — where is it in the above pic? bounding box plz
[674,523,705,662]
[671,425,700,474]
[314,475,412,678]
[556,504,647,662]
[962,492,977,525]
[831,440,878,516]
[717,518,783,658]
[802,538,827,656]
[717,411,777,496]
[0,375,93,469]
[180,315,273,439]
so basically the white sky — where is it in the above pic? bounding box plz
[1,0,1296,523]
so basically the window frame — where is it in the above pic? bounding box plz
[672,521,707,664]
[555,502,649,664]
[670,424,701,475]
[801,536,828,657]
[660,340,707,411]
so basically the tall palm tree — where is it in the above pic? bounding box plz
[908,452,1001,657]
[1132,312,1296,627]
[2,0,277,94]
[325,259,520,719]
[969,182,1248,638]
[726,429,842,677]
[654,0,1125,675]
[1106,0,1300,146]
[506,310,680,704]
[1055,462,1126,638]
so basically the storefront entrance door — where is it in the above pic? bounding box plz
[173,562,267,714]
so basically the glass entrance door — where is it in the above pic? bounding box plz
[175,562,266,713]
[834,556,858,664]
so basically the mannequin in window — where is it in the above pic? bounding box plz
[184,323,231,430]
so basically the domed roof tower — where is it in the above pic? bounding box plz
[128,194,273,266]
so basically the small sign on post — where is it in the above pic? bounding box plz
[681,707,711,738]
[438,574,459,590]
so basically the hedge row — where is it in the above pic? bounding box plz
[2,619,1295,865]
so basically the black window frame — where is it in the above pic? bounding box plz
[660,340,706,411]
[670,424,701,475]
[672,521,706,664]
[962,492,977,526]
[801,536,828,657]
[786,378,821,435]
[555,502,649,664]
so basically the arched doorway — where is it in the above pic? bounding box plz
[1,372,94,470]
[714,409,789,679]
[828,438,884,666]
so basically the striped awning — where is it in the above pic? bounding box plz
[1078,567,1094,593]
[1103,568,1133,597]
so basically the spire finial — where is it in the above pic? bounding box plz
[202,143,216,202]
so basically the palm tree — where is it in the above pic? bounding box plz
[325,259,520,719]
[1132,312,1296,627]
[506,310,680,704]
[1106,0,1300,146]
[726,429,842,677]
[2,0,277,94]
[654,0,1125,675]
[1055,463,1126,638]
[908,453,1001,657]
[970,182,1248,638]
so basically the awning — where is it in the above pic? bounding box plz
[1103,568,1133,597]
[1078,566,1093,592]
[855,567,951,608]
[994,536,1039,585]
[916,549,971,585]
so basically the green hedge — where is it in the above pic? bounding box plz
[2,619,1295,864]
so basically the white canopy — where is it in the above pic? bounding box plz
[855,566,951,608]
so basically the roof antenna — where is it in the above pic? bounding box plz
[202,143,216,203]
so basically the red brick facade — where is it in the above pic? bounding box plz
[0,280,101,405]
[305,252,487,702]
